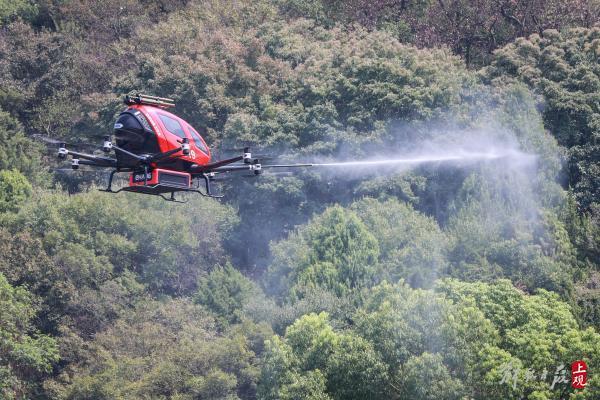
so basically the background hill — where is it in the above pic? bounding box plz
[0,1,599,399]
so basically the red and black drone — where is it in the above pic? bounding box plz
[56,94,312,201]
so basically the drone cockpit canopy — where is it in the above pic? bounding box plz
[113,94,166,160]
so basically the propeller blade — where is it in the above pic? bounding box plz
[32,134,100,153]
[250,154,275,160]
[54,168,107,174]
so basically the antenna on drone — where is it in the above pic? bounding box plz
[124,93,175,108]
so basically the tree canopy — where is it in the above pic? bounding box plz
[0,0,598,398]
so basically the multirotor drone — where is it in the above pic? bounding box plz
[55,94,312,201]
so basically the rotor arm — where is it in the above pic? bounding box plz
[204,164,257,173]
[59,147,117,167]
[192,155,244,173]
[111,145,146,161]
[68,158,118,170]
[197,162,314,175]
[149,146,184,163]
[111,143,187,166]
[77,159,116,167]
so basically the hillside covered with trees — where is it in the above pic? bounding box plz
[0,1,599,399]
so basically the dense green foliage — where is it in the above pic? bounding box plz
[485,27,600,212]
[260,280,600,399]
[281,0,600,65]
[60,300,270,400]
[0,169,31,213]
[0,110,45,182]
[0,0,598,399]
[195,264,261,327]
[0,272,59,399]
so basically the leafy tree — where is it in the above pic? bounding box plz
[482,30,600,327]
[243,285,355,335]
[0,109,44,182]
[266,205,379,298]
[351,197,448,288]
[444,152,575,294]
[60,299,269,400]
[398,353,464,400]
[324,334,389,400]
[1,2,599,399]
[195,263,262,327]
[0,169,31,213]
[0,0,37,25]
[436,279,600,399]
[0,272,59,399]
[280,0,600,66]
[259,333,332,400]
[268,280,600,399]
[562,192,600,271]
[353,281,500,389]
[261,280,600,399]
[0,186,240,393]
[259,312,389,400]
[3,188,237,297]
[485,27,600,212]
[0,22,93,139]
[301,206,379,293]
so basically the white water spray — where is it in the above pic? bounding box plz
[309,148,535,169]
[265,132,538,178]
[314,152,498,167]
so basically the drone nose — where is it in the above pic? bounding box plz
[114,113,146,144]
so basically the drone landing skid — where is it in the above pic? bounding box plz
[100,168,223,201]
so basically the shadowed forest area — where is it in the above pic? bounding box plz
[0,0,599,399]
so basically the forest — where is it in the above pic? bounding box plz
[0,0,599,399]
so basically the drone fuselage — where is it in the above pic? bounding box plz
[55,94,311,201]
[114,104,212,171]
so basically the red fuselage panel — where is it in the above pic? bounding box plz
[131,105,211,167]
